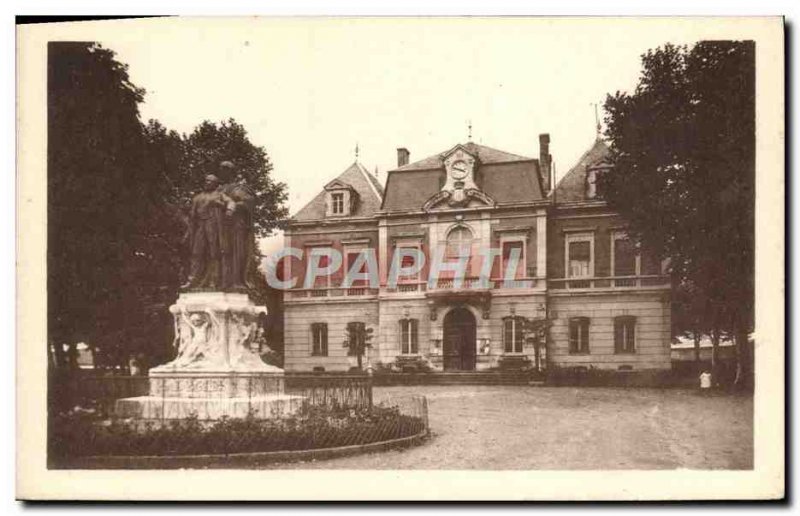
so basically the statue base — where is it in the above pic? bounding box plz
[115,291,303,420]
[115,394,304,420]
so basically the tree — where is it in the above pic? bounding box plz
[600,41,754,387]
[671,280,712,374]
[180,119,288,239]
[48,43,289,372]
[48,42,150,370]
[343,323,374,371]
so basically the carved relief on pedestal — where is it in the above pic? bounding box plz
[151,292,281,375]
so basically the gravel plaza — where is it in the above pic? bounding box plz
[274,385,753,470]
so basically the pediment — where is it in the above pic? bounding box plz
[324,179,354,191]
[442,144,478,164]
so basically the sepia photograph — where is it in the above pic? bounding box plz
[15,15,784,501]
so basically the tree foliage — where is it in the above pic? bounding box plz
[343,323,374,371]
[600,41,754,383]
[178,119,288,238]
[48,43,288,371]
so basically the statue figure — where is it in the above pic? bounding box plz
[217,161,256,291]
[183,174,226,289]
[168,310,226,370]
[182,161,256,292]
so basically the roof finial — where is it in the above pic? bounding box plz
[468,119,473,142]
[355,142,360,161]
[593,103,601,139]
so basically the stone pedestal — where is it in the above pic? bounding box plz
[116,292,303,420]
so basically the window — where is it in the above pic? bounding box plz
[586,169,598,199]
[568,317,590,354]
[399,319,419,354]
[446,226,473,260]
[396,244,422,282]
[614,316,636,354]
[566,235,593,278]
[331,192,345,215]
[501,240,525,279]
[345,249,368,287]
[612,232,639,277]
[503,317,524,353]
[312,251,331,289]
[311,323,328,356]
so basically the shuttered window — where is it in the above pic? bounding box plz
[568,317,590,354]
[614,316,636,354]
[311,323,328,356]
[400,318,419,354]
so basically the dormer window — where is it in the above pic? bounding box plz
[331,192,345,215]
[586,169,598,199]
[586,165,611,200]
[324,183,355,217]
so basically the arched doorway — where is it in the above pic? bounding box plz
[443,306,477,371]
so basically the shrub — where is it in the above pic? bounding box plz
[49,403,425,460]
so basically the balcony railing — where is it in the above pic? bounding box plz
[394,282,427,293]
[289,275,665,298]
[289,286,379,299]
[548,275,669,290]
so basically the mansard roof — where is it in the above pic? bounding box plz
[552,138,611,203]
[381,142,544,212]
[292,161,384,221]
[394,142,532,172]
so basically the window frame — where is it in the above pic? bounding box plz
[564,232,594,279]
[502,316,525,354]
[445,225,474,261]
[310,247,332,289]
[399,318,419,355]
[586,168,598,199]
[331,192,345,215]
[499,236,527,280]
[394,240,423,283]
[343,246,370,287]
[614,316,637,354]
[610,231,641,277]
[568,316,591,354]
[310,322,328,356]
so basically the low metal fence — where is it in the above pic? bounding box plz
[48,372,375,421]
[47,372,429,464]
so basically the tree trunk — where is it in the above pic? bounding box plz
[357,353,363,371]
[693,332,701,374]
[710,328,720,386]
[733,328,749,388]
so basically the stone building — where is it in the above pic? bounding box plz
[282,136,671,374]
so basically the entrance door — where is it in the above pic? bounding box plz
[443,307,477,371]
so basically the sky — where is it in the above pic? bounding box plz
[82,17,715,255]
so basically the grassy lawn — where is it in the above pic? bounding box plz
[272,385,753,470]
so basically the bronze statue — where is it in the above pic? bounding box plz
[218,161,256,291]
[183,162,255,292]
[183,174,225,289]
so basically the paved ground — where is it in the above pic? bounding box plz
[273,385,753,470]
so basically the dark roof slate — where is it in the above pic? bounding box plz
[394,142,531,172]
[381,142,544,212]
[552,139,611,203]
[293,161,384,221]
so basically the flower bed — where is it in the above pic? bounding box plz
[49,403,426,462]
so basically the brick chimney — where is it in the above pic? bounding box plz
[397,147,410,167]
[538,134,551,192]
